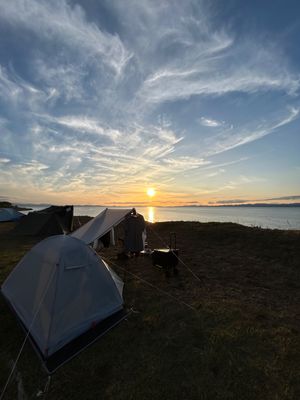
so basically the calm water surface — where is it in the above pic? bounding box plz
[74,206,300,229]
[26,205,300,230]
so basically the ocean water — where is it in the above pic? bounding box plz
[25,205,300,230]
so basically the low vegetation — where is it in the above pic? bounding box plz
[0,220,299,399]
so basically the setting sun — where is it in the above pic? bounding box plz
[146,188,156,197]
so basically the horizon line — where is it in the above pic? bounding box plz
[11,202,300,208]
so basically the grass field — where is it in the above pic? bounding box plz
[0,219,300,399]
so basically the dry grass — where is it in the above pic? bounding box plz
[0,219,299,399]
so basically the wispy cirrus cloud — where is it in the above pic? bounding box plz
[1,0,130,76]
[161,156,210,171]
[0,158,10,164]
[51,116,123,143]
[140,69,300,105]
[199,117,223,128]
[204,107,300,156]
[206,169,226,178]
[0,116,190,196]
[0,65,45,108]
[137,25,300,105]
[0,0,299,204]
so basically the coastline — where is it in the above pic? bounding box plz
[15,203,300,230]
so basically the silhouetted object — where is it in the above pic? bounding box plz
[124,209,146,254]
[13,205,73,236]
[100,231,111,248]
[152,232,179,276]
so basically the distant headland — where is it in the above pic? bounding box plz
[180,203,300,208]
[0,201,32,211]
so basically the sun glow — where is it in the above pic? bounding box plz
[147,188,156,197]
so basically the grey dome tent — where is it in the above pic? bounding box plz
[0,208,24,222]
[1,235,126,373]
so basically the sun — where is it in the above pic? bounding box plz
[147,188,156,197]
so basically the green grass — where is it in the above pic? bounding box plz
[0,221,299,399]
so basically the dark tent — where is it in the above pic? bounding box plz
[14,205,73,236]
[34,205,73,232]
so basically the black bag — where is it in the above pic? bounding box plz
[152,232,179,275]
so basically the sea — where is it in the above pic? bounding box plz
[24,205,300,230]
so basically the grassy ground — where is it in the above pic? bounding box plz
[0,220,299,399]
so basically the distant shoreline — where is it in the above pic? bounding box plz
[0,202,31,211]
[179,203,300,208]
[18,203,300,208]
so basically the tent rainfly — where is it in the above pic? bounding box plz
[71,208,133,245]
[1,235,126,373]
[0,208,24,222]
[13,205,74,236]
[34,205,74,232]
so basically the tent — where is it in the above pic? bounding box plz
[0,208,24,222]
[35,205,73,232]
[13,205,73,236]
[71,208,133,245]
[1,235,126,373]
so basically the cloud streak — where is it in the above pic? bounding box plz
[200,117,223,128]
[0,0,299,204]
[264,195,300,201]
[1,0,130,75]
[204,107,300,156]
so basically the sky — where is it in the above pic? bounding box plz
[0,0,299,206]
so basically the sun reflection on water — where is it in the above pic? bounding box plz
[147,206,155,223]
